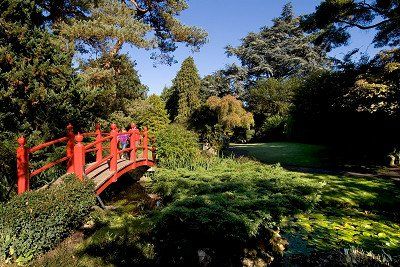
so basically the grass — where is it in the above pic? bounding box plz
[230,142,331,168]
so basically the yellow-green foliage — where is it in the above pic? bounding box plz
[0,175,95,264]
[126,94,170,135]
[207,95,254,134]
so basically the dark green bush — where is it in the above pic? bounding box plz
[155,124,200,169]
[148,158,324,264]
[0,175,95,264]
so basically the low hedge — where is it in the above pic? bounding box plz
[0,175,95,264]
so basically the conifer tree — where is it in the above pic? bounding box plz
[171,57,201,124]
[61,0,208,65]
[226,3,329,80]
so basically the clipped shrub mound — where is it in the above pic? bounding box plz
[155,124,200,169]
[0,175,95,264]
[149,158,324,265]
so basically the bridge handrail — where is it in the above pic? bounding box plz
[29,137,69,154]
[31,156,70,177]
[84,135,112,150]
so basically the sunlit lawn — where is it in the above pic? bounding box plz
[230,142,331,168]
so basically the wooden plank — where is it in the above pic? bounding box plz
[85,156,154,193]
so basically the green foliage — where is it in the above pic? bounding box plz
[226,3,329,80]
[188,95,254,150]
[149,158,323,264]
[155,124,200,169]
[0,0,90,194]
[302,0,400,50]
[200,70,231,101]
[61,0,208,64]
[0,175,95,264]
[231,143,400,255]
[206,95,254,135]
[169,57,201,124]
[126,94,170,136]
[248,78,300,140]
[24,155,400,264]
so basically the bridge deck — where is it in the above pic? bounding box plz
[86,158,152,194]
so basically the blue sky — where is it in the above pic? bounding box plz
[121,0,379,95]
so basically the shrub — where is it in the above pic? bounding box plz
[148,158,324,264]
[155,124,200,169]
[0,175,95,264]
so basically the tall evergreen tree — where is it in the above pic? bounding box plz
[226,3,330,80]
[170,57,201,124]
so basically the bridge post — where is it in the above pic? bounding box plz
[129,123,138,163]
[16,136,29,194]
[110,123,118,172]
[66,124,75,173]
[151,136,157,163]
[143,127,149,164]
[95,124,103,163]
[73,133,85,181]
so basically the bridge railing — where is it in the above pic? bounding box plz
[16,123,156,195]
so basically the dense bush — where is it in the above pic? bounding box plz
[0,175,95,264]
[148,158,324,264]
[155,124,200,169]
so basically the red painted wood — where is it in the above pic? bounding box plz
[130,123,140,163]
[16,136,29,194]
[66,124,75,173]
[29,137,69,153]
[110,124,118,172]
[84,135,112,150]
[31,156,69,177]
[95,159,155,195]
[73,133,85,181]
[16,122,156,195]
[142,127,149,164]
[95,124,103,162]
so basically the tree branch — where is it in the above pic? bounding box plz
[110,38,124,58]
[337,19,391,30]
[130,0,149,14]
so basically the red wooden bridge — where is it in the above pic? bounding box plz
[16,123,156,195]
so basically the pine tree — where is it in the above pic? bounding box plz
[61,0,208,65]
[171,57,201,124]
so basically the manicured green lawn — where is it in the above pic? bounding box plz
[230,142,331,168]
